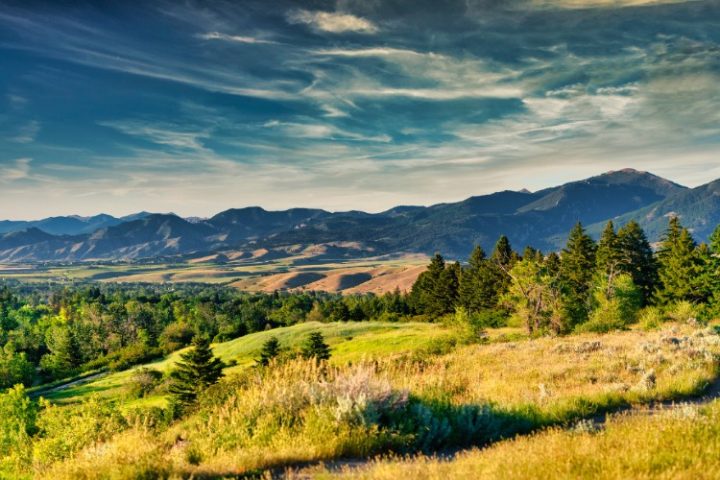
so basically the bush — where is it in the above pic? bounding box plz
[666,301,700,324]
[579,274,642,333]
[0,385,36,471]
[107,344,163,372]
[33,397,127,467]
[638,306,664,331]
[126,368,164,399]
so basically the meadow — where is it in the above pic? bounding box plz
[9,319,720,479]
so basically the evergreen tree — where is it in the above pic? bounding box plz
[491,235,514,268]
[256,336,281,367]
[410,254,458,318]
[489,235,515,301]
[616,221,658,304]
[656,217,706,304]
[558,223,597,329]
[596,221,622,277]
[545,252,561,276]
[706,225,720,310]
[301,332,331,362]
[169,336,225,406]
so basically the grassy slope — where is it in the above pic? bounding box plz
[324,401,720,480]
[27,323,720,479]
[41,321,450,404]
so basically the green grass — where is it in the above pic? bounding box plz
[40,321,450,404]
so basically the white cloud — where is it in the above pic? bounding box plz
[99,120,209,150]
[197,31,276,44]
[313,47,430,58]
[0,158,32,181]
[263,119,391,142]
[530,0,696,8]
[287,9,378,34]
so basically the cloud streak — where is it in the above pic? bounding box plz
[286,9,378,33]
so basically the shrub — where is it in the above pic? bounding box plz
[126,368,164,399]
[107,344,163,372]
[666,301,700,324]
[0,385,36,471]
[579,274,642,333]
[33,397,127,467]
[638,306,664,331]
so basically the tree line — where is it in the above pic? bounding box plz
[410,217,720,334]
[0,283,410,388]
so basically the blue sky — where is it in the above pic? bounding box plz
[0,0,718,219]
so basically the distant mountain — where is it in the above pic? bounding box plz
[0,169,713,263]
[595,177,720,244]
[0,214,119,236]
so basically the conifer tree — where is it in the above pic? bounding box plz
[616,220,658,304]
[492,235,514,268]
[490,235,515,298]
[459,246,501,313]
[301,332,331,362]
[656,217,705,304]
[558,223,597,328]
[596,221,622,277]
[257,336,281,367]
[545,252,561,276]
[410,254,458,317]
[169,336,225,406]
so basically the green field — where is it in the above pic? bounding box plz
[38,321,451,405]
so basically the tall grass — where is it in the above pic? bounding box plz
[17,323,720,478]
[324,400,720,480]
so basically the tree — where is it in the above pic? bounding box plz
[39,324,83,380]
[301,332,331,362]
[558,223,597,329]
[503,258,562,334]
[169,336,224,406]
[410,254,458,318]
[583,273,642,333]
[656,217,706,304]
[616,221,658,304]
[596,221,622,278]
[0,385,37,461]
[257,336,281,367]
[0,345,34,389]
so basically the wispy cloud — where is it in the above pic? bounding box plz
[286,9,378,34]
[98,120,210,151]
[197,31,276,44]
[530,0,697,8]
[0,158,32,181]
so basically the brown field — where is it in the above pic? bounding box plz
[0,249,428,294]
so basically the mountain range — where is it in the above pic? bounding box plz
[1,168,717,263]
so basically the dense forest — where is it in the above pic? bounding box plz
[410,217,719,336]
[0,216,718,390]
[0,283,410,389]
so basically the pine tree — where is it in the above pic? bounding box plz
[257,336,281,367]
[545,252,561,276]
[490,235,515,299]
[559,223,597,329]
[301,332,331,362]
[492,235,514,268]
[616,221,658,304]
[596,221,622,277]
[656,217,705,304]
[169,336,225,406]
[410,254,458,318]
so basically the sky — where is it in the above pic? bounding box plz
[0,0,719,219]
